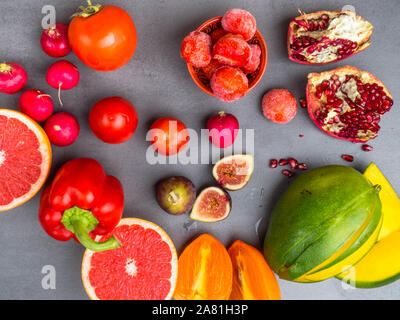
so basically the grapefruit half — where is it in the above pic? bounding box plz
[82,218,178,300]
[0,109,51,211]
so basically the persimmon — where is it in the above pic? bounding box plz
[173,234,232,300]
[228,240,281,300]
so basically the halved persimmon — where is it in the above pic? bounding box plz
[173,234,232,300]
[228,240,281,300]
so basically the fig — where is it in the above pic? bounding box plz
[190,187,231,222]
[212,154,254,190]
[155,176,196,215]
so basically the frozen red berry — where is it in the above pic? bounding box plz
[181,31,212,68]
[221,9,257,41]
[210,28,228,43]
[262,89,297,124]
[201,59,222,79]
[212,34,251,67]
[210,66,248,102]
[241,44,261,74]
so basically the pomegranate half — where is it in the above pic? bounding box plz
[288,10,373,65]
[307,66,394,143]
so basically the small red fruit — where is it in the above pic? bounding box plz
[341,154,354,162]
[206,111,239,148]
[0,62,28,94]
[40,23,71,57]
[213,34,251,68]
[241,44,261,74]
[269,159,278,168]
[181,31,212,68]
[262,89,297,123]
[221,9,257,41]
[210,66,248,102]
[18,89,54,122]
[362,144,373,152]
[44,112,80,146]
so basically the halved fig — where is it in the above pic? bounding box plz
[212,154,254,190]
[288,10,373,65]
[307,66,394,142]
[190,187,231,223]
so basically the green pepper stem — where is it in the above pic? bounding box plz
[62,206,121,252]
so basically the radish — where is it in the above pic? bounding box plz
[206,111,239,148]
[0,62,28,94]
[46,60,79,105]
[44,112,80,146]
[41,23,71,57]
[18,89,54,122]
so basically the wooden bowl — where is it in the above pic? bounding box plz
[187,16,268,98]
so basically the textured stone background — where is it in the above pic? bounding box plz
[0,0,399,299]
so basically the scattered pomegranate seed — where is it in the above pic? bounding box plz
[279,159,288,166]
[341,154,354,162]
[299,134,304,138]
[288,158,299,170]
[282,169,294,178]
[362,144,373,152]
[298,163,308,170]
[269,159,278,168]
[299,98,307,108]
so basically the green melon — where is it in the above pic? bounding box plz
[263,165,382,282]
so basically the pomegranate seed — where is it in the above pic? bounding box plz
[281,169,294,178]
[321,14,329,21]
[341,154,354,162]
[299,98,307,108]
[269,159,278,168]
[279,159,288,166]
[288,158,299,170]
[299,134,304,138]
[298,163,308,170]
[362,144,373,152]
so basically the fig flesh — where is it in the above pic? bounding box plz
[190,187,231,222]
[212,154,254,190]
[155,176,196,215]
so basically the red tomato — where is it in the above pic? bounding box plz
[68,4,137,71]
[149,117,189,156]
[89,97,138,144]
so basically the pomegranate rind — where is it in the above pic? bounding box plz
[306,65,393,143]
[190,186,232,223]
[0,109,52,211]
[81,218,178,300]
[288,10,373,65]
[212,154,254,191]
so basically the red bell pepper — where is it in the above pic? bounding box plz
[39,158,124,251]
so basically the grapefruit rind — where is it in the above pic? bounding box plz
[0,109,52,211]
[81,218,178,300]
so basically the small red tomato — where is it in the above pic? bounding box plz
[149,117,189,156]
[89,97,138,144]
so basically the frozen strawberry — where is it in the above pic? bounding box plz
[221,9,257,41]
[212,34,251,67]
[210,66,248,102]
[210,28,228,43]
[241,44,261,74]
[181,31,212,68]
[201,59,222,79]
[262,89,297,123]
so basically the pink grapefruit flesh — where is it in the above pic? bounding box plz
[0,109,51,211]
[82,218,178,300]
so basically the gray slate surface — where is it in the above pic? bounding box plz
[0,0,399,300]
